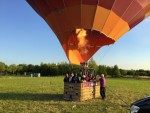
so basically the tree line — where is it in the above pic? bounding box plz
[0,58,150,77]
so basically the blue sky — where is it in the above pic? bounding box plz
[0,0,150,70]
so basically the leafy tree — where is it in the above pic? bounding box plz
[48,64,58,76]
[136,69,148,76]
[34,65,40,73]
[0,60,150,78]
[113,65,121,77]
[18,64,28,74]
[57,62,71,75]
[9,64,17,74]
[97,65,107,76]
[139,69,149,76]
[40,63,48,76]
[27,64,35,72]
[0,61,5,74]
[16,65,23,75]
[127,70,136,76]
[120,69,127,76]
[88,58,98,70]
[145,70,150,76]
[5,65,10,75]
[106,66,114,76]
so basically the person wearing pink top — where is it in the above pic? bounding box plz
[99,74,106,100]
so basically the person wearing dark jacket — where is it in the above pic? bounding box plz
[72,73,80,83]
[64,73,69,82]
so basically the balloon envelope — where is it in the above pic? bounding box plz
[27,0,150,65]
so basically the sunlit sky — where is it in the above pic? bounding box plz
[0,0,150,70]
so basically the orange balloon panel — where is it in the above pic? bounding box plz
[27,0,150,64]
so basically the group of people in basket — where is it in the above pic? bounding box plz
[63,72,96,83]
[64,72,106,100]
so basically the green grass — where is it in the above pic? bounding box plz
[0,76,150,113]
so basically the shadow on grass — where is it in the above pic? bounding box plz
[0,93,64,101]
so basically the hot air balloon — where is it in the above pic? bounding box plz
[27,0,150,65]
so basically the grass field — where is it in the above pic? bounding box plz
[0,76,150,113]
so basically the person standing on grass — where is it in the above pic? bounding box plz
[99,74,106,100]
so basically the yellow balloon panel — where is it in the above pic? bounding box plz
[102,11,121,36]
[92,6,110,32]
[68,50,83,65]
[109,18,130,41]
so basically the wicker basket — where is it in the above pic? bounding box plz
[64,82,100,101]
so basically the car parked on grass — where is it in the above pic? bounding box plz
[130,96,150,113]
